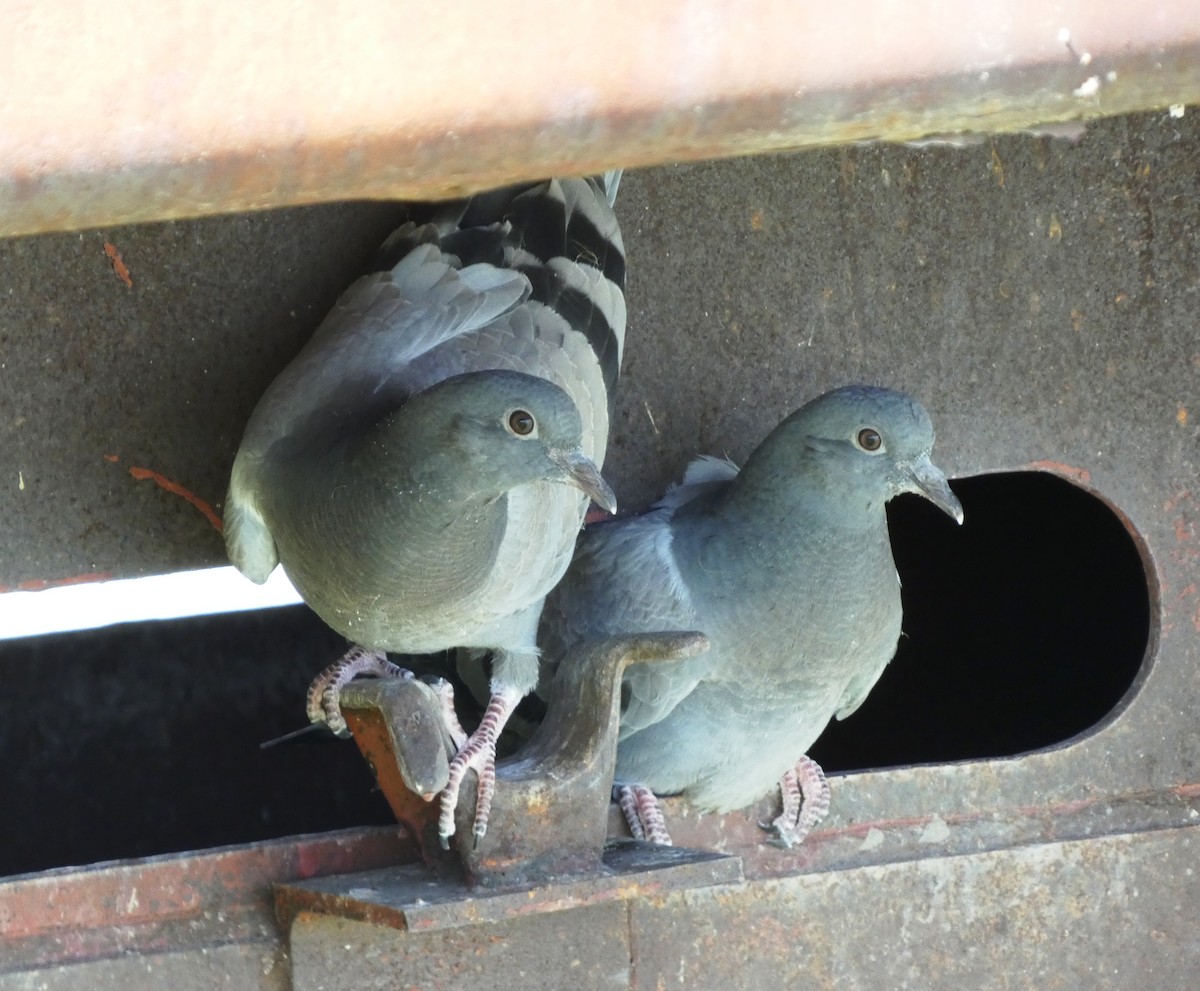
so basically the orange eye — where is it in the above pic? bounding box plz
[508,410,536,436]
[856,428,882,452]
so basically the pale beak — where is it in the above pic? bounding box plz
[906,454,964,524]
[551,448,618,514]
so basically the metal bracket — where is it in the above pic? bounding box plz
[316,632,720,889]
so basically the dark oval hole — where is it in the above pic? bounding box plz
[0,471,1150,876]
[810,470,1151,772]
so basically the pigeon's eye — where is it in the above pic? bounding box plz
[507,409,536,436]
[856,428,883,452]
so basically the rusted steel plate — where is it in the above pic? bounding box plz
[626,824,1200,990]
[290,901,633,991]
[627,781,1200,880]
[276,843,741,935]
[282,816,1200,990]
[3,1,1200,235]
[0,828,412,971]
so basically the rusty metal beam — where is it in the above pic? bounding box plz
[3,1,1200,236]
[0,827,410,973]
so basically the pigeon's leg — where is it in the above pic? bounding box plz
[427,677,469,751]
[614,784,673,846]
[437,683,523,848]
[760,754,830,848]
[306,645,411,738]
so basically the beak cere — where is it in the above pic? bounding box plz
[907,454,964,524]
[551,448,618,514]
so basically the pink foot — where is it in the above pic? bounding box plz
[760,754,830,848]
[438,684,522,849]
[615,784,673,846]
[428,677,469,751]
[305,646,410,737]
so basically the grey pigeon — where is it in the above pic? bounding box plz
[226,175,625,846]
[542,385,963,846]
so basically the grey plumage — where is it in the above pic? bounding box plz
[542,385,962,843]
[226,175,625,844]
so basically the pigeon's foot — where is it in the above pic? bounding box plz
[760,754,830,848]
[615,784,673,846]
[306,646,411,738]
[427,677,469,750]
[438,683,523,849]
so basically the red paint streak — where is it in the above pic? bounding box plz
[128,466,224,534]
[103,453,120,463]
[0,572,114,594]
[102,241,133,288]
[1027,460,1092,486]
[1011,795,1100,818]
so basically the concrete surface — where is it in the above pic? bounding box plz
[4,109,1195,583]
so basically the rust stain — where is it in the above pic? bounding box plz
[1177,518,1196,546]
[1,829,409,947]
[1114,291,1129,304]
[990,145,1005,188]
[1026,459,1092,486]
[750,208,764,231]
[1047,213,1062,239]
[103,453,120,463]
[838,147,858,189]
[1070,308,1084,332]
[524,792,551,817]
[1176,405,1188,426]
[1163,489,1194,514]
[128,466,224,533]
[102,241,133,289]
[0,571,114,594]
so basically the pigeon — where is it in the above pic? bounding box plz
[542,385,963,847]
[226,174,626,847]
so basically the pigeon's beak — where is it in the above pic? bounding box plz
[906,454,964,524]
[551,448,618,515]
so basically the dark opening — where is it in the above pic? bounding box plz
[0,471,1150,876]
[810,471,1151,772]
[1,608,397,878]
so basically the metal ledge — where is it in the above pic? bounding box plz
[4,1,1200,235]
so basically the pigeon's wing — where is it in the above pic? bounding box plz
[544,456,742,735]
[833,659,891,721]
[401,177,626,465]
[610,458,740,733]
[240,242,531,459]
[834,569,905,720]
[543,509,712,734]
[652,455,740,511]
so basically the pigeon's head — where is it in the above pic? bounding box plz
[766,385,963,523]
[402,371,617,513]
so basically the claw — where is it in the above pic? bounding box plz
[428,677,469,751]
[759,754,830,848]
[437,684,522,848]
[615,784,672,846]
[305,646,410,737]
